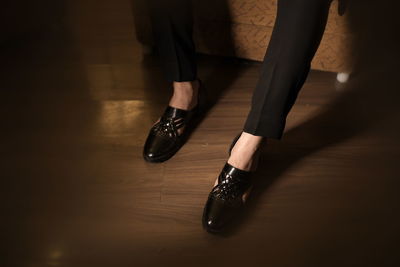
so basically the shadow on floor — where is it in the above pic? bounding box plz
[224,0,400,235]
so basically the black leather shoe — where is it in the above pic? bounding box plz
[143,80,206,163]
[202,133,258,233]
[202,163,253,233]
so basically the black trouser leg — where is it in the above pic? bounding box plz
[148,0,197,82]
[243,0,332,139]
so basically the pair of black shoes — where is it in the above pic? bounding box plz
[143,81,257,233]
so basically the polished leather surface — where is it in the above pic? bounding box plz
[143,81,205,163]
[202,133,254,233]
[202,162,252,233]
[143,106,194,162]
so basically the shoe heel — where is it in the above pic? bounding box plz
[228,132,242,156]
[250,149,261,172]
[197,79,208,113]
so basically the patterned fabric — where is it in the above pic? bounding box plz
[133,0,353,72]
[192,0,353,72]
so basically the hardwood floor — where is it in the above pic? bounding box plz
[1,1,399,267]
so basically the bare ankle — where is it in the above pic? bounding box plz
[170,80,199,110]
[227,132,264,171]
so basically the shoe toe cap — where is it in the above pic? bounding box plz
[202,198,228,233]
[143,134,176,161]
[203,217,223,233]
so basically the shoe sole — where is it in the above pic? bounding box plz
[142,142,183,163]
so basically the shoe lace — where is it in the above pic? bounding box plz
[212,172,247,203]
[153,116,185,138]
